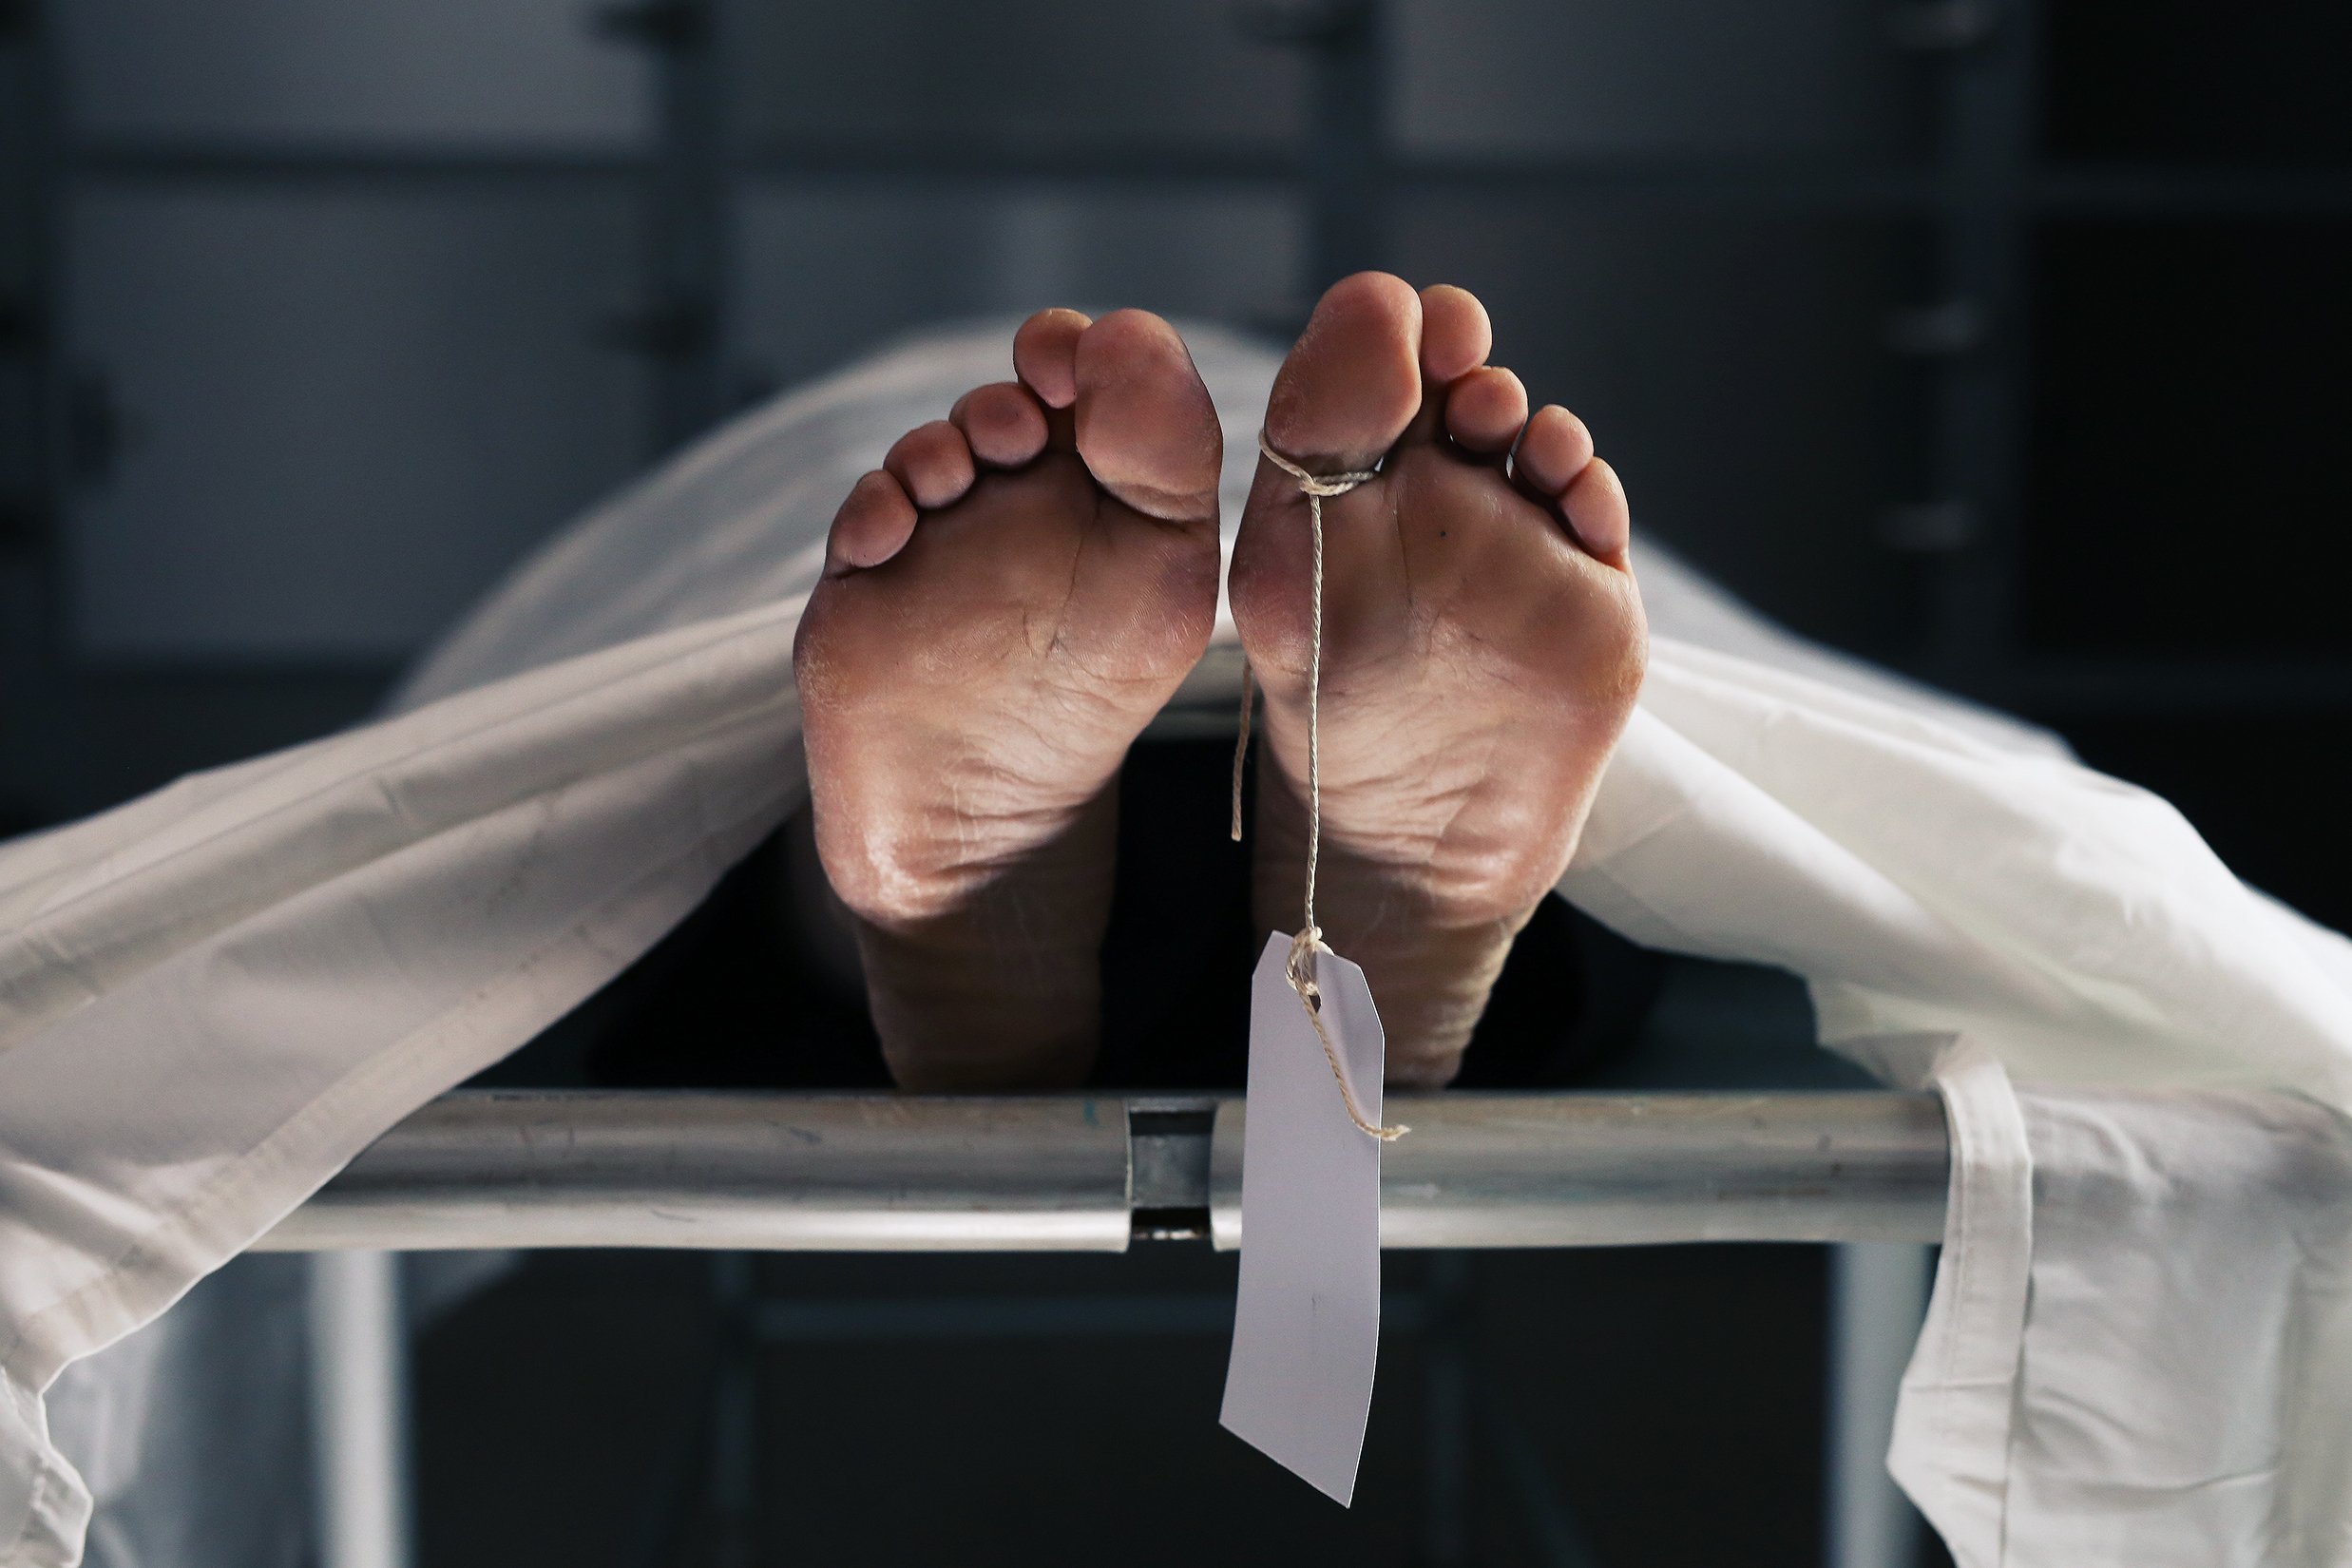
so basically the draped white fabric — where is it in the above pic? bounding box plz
[4,323,2349,1566]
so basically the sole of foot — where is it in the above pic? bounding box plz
[1228,272,1647,1087]
[794,307,1223,1089]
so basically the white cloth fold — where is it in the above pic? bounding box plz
[1895,1073,2352,1567]
[4,322,2349,1566]
[1891,1038,2036,1561]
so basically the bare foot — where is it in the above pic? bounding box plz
[1229,274,1646,1086]
[794,308,1223,1089]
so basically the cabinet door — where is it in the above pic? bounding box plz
[68,186,645,658]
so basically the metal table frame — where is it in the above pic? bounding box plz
[261,1087,1949,1252]
[281,1088,1947,1568]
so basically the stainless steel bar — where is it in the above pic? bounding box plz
[253,1089,1949,1253]
[307,1252,415,1568]
[255,1091,1136,1253]
[1213,1092,1950,1249]
[1825,1243,1933,1568]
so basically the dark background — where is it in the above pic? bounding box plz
[3,1,2348,1565]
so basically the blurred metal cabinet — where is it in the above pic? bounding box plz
[1392,0,1921,161]
[1389,202,1917,654]
[731,186,1305,392]
[723,0,1313,393]
[48,0,656,667]
[1383,0,1928,652]
[66,185,644,657]
[58,0,647,148]
[729,0,1303,153]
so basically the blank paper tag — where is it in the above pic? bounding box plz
[1219,930,1387,1505]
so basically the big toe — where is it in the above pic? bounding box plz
[1072,309,1222,526]
[1262,272,1424,472]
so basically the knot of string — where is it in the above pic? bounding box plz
[1232,430,1406,1143]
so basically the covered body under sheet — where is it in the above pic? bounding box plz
[4,324,2350,1567]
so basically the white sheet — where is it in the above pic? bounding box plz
[5,322,2350,1567]
[40,1257,313,1568]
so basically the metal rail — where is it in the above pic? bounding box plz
[254,1089,1950,1253]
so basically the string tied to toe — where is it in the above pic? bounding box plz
[1254,435,1381,504]
[1233,430,1406,1143]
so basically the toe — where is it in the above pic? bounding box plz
[1262,271,1423,471]
[951,382,1050,468]
[883,420,977,509]
[1420,284,1492,385]
[1071,308,1222,525]
[826,470,920,575]
[1561,456,1633,564]
[1513,403,1596,499]
[1012,308,1092,411]
[1444,366,1528,456]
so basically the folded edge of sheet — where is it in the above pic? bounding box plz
[1,1365,90,1568]
[1886,1036,2034,1568]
